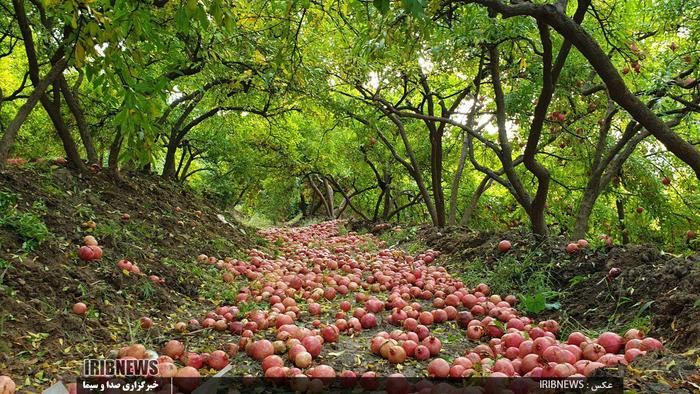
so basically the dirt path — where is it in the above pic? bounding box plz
[143,220,695,393]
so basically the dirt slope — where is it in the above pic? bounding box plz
[0,165,260,390]
[413,225,700,351]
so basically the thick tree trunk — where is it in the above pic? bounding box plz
[162,134,179,179]
[43,82,88,173]
[59,76,98,164]
[0,58,67,168]
[572,180,599,239]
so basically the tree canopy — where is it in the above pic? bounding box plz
[1,0,699,248]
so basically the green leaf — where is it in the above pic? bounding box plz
[373,0,390,14]
[638,300,654,315]
[401,0,425,17]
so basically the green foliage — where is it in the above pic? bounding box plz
[1,0,698,251]
[519,293,561,315]
[0,192,51,251]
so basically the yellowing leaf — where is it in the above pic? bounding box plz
[252,50,266,65]
[75,42,85,68]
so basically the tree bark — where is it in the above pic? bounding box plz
[162,135,179,179]
[107,129,123,177]
[59,76,99,164]
[448,130,471,225]
[308,175,332,218]
[45,81,87,171]
[615,195,629,244]
[430,128,446,226]
[324,178,335,217]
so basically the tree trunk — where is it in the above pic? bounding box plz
[572,180,599,239]
[460,175,491,225]
[615,196,629,244]
[42,84,87,173]
[448,132,471,225]
[324,178,335,218]
[430,129,446,227]
[382,180,392,220]
[162,133,179,179]
[59,76,98,164]
[0,58,67,168]
[308,176,332,218]
[107,129,123,178]
[572,126,650,239]
[379,115,439,225]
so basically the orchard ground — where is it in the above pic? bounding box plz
[0,166,698,393]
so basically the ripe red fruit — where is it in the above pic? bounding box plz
[636,207,644,214]
[387,346,407,364]
[208,350,229,370]
[72,302,87,315]
[121,213,130,221]
[421,336,442,356]
[321,325,339,343]
[183,352,204,369]
[427,358,450,378]
[88,245,103,260]
[301,336,323,358]
[360,313,377,329]
[687,230,696,240]
[414,345,430,361]
[661,176,670,185]
[77,246,95,261]
[139,316,153,329]
[498,240,512,252]
[249,340,274,361]
[163,340,185,359]
[597,332,623,353]
[565,243,579,254]
[607,267,622,281]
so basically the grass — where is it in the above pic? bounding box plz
[0,191,51,251]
